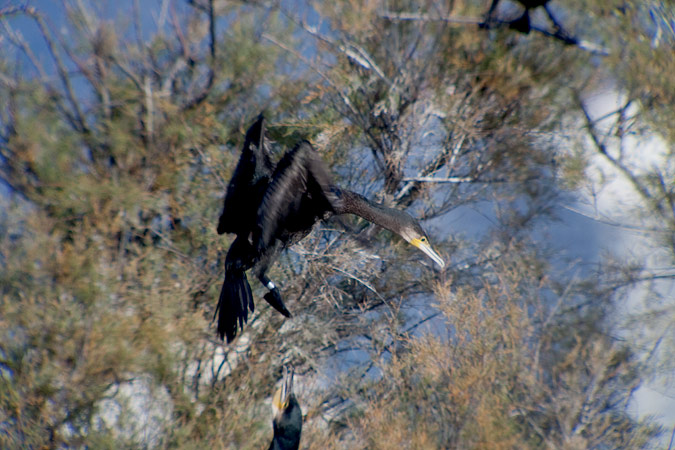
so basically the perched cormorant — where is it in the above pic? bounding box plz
[215,115,445,342]
[482,0,557,34]
[269,366,302,450]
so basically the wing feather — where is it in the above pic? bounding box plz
[256,141,337,251]
[218,114,271,235]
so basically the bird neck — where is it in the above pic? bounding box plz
[335,189,403,234]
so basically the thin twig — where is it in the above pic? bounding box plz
[401,176,476,183]
[25,7,89,133]
[395,130,469,204]
[576,93,668,219]
[1,20,49,80]
[183,0,216,111]
[1,19,79,130]
[560,204,669,234]
[379,11,482,25]
[289,11,393,91]
[262,32,359,118]
[0,5,27,18]
[330,265,385,302]
[381,10,609,55]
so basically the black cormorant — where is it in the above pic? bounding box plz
[483,0,551,33]
[215,115,445,342]
[269,366,302,450]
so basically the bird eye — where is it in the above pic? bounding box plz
[421,237,427,242]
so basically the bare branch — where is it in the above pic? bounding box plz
[381,10,609,55]
[2,19,83,130]
[379,11,482,25]
[401,175,476,184]
[169,2,193,64]
[0,5,27,18]
[182,0,216,111]
[262,33,359,118]
[576,93,671,222]
[561,204,670,234]
[1,20,49,80]
[25,7,90,134]
[142,74,154,144]
[287,10,393,91]
[111,57,143,90]
[328,265,384,302]
[395,132,467,204]
[0,69,18,89]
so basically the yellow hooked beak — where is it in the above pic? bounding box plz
[272,384,287,415]
[273,366,294,416]
[410,237,445,269]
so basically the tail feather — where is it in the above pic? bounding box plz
[216,269,254,342]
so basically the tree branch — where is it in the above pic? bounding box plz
[401,175,476,184]
[182,0,216,111]
[262,32,360,119]
[24,7,90,134]
[395,132,467,204]
[379,11,482,25]
[287,9,394,92]
[576,93,671,223]
[0,5,27,18]
[380,9,609,55]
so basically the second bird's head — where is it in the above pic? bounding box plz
[272,367,293,417]
[273,366,298,419]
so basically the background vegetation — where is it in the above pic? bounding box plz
[1,0,673,448]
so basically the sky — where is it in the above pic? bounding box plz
[579,85,675,434]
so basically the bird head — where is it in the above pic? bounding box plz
[272,365,295,418]
[270,365,302,449]
[398,220,446,269]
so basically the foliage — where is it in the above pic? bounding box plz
[0,0,672,448]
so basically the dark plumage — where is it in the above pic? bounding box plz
[482,0,554,34]
[516,0,549,8]
[269,366,302,450]
[215,115,445,342]
[510,0,552,34]
[217,114,273,236]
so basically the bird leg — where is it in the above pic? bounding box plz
[253,243,292,318]
[258,272,292,318]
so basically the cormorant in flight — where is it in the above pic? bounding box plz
[269,366,302,450]
[215,115,445,342]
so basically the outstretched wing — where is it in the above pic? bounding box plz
[256,141,337,251]
[217,114,272,235]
